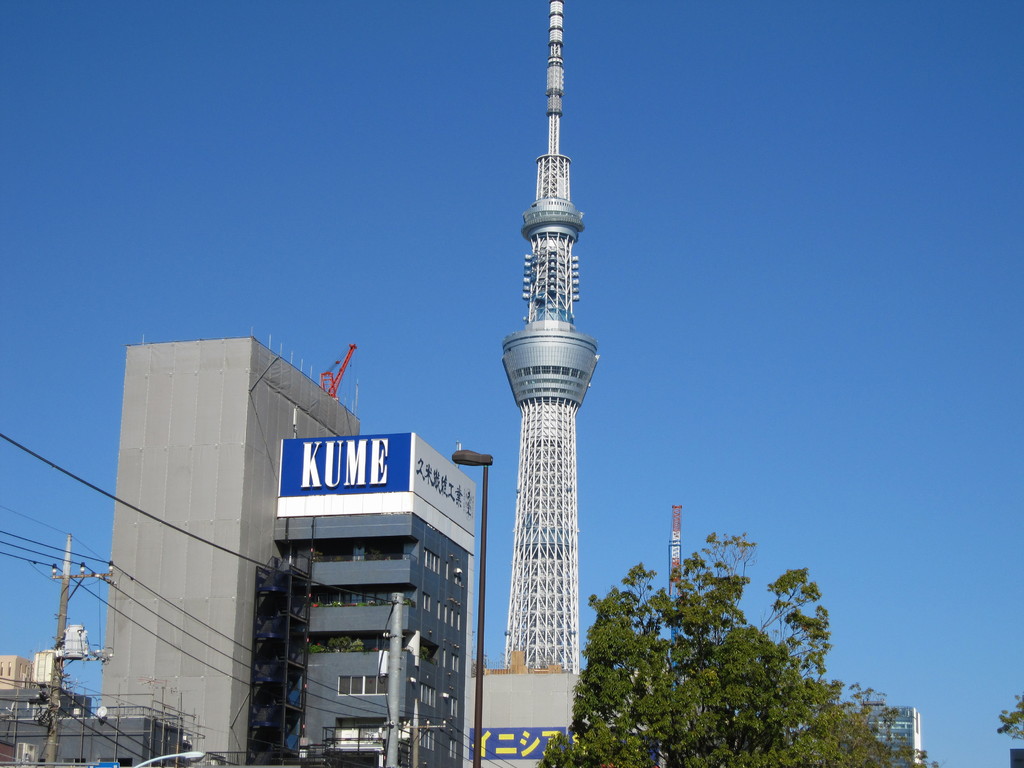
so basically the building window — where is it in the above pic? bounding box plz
[422,593,431,612]
[451,654,459,673]
[447,695,458,718]
[338,676,387,695]
[421,729,435,751]
[420,684,436,707]
[424,549,440,573]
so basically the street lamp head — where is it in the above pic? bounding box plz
[451,450,493,467]
[135,751,205,768]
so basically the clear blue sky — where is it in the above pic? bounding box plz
[2,2,1022,765]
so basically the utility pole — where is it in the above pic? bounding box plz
[409,720,446,768]
[43,534,113,763]
[43,535,72,764]
[386,592,404,768]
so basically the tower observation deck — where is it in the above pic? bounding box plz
[502,0,597,674]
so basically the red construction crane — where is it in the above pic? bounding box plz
[320,344,357,399]
[669,504,682,597]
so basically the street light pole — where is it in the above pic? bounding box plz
[451,449,492,768]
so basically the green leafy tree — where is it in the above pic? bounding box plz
[998,693,1024,738]
[540,534,932,768]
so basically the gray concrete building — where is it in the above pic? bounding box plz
[103,338,359,757]
[469,654,576,768]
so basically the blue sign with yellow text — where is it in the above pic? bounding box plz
[470,728,571,760]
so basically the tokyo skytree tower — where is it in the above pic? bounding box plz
[502,0,598,674]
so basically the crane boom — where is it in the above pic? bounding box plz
[320,344,357,399]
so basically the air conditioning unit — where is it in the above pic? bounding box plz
[17,743,38,763]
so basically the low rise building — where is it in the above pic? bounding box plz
[0,656,32,689]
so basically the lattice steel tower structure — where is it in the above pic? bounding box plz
[502,0,598,674]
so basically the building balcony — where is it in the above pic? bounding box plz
[323,727,386,753]
[312,556,413,587]
[310,604,400,633]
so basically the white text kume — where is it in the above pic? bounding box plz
[299,438,390,490]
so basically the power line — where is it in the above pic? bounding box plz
[113,567,247,652]
[0,536,104,571]
[1,431,396,606]
[105,582,247,667]
[0,548,55,569]
[0,526,110,569]
[0,431,267,568]
[78,581,253,690]
[78,581,400,730]
[1,432,502,764]
[0,501,71,536]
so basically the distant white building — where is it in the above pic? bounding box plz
[0,655,32,689]
[868,701,922,761]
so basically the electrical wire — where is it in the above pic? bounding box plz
[0,431,267,568]
[0,431,401,607]
[0,682,160,760]
[69,677,235,755]
[0,536,98,569]
[0,526,110,569]
[0,560,392,757]
[0,548,55,569]
[0,552,496,767]
[112,566,250,652]
[105,582,246,667]
[78,581,409,730]
[1,432,524,766]
[0,501,70,535]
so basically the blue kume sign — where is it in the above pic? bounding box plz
[279,433,412,497]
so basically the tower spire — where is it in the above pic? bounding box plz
[546,0,564,156]
[502,0,597,675]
